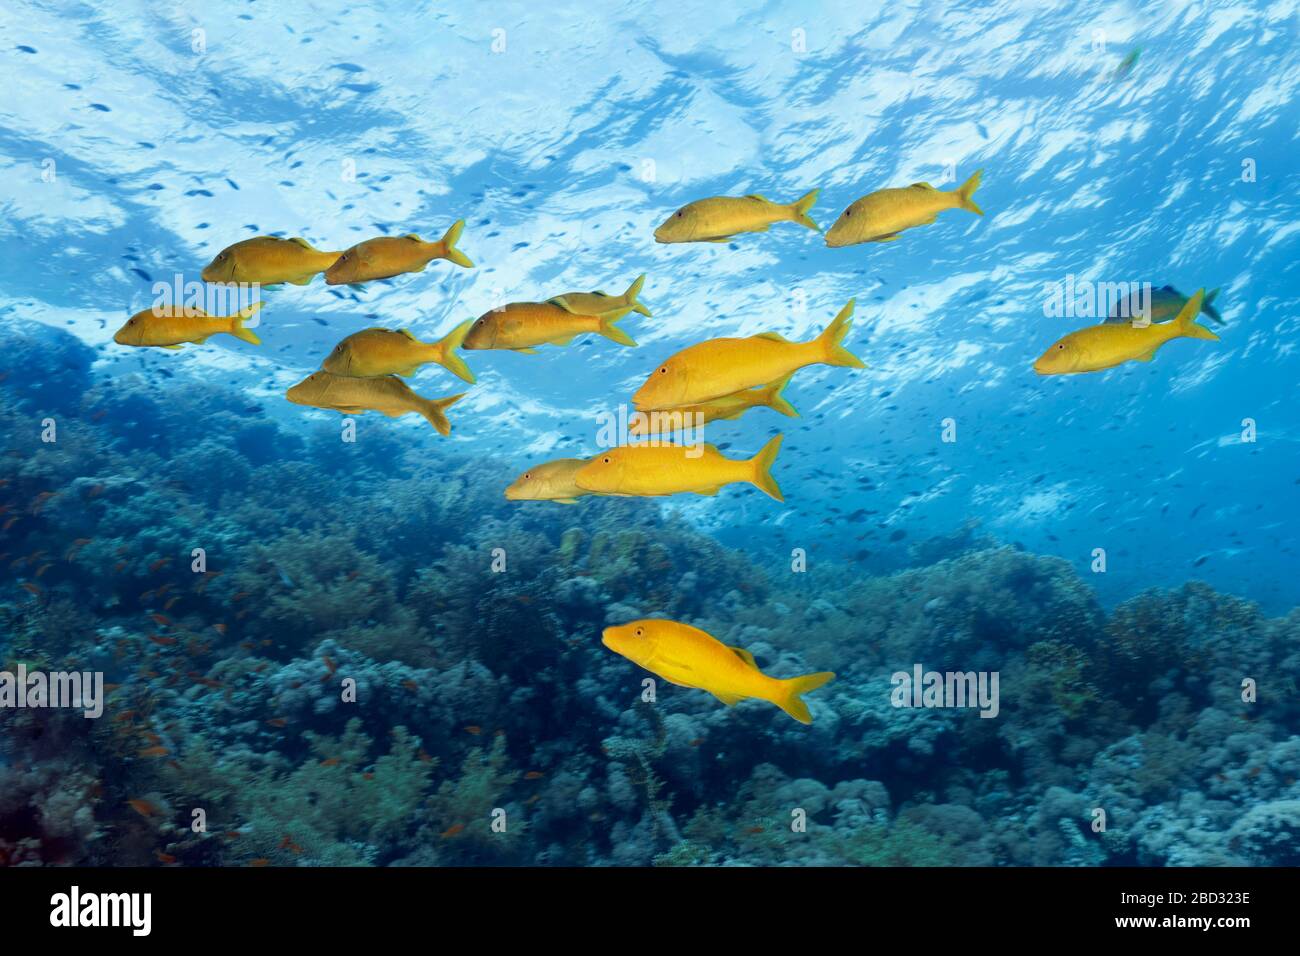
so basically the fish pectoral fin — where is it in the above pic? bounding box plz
[728,646,760,670]
[710,691,743,707]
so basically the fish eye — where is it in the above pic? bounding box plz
[602,456,610,464]
[1057,344,1064,350]
[634,627,644,637]
[524,472,531,479]
[675,211,683,218]
[845,210,851,217]
[659,366,667,374]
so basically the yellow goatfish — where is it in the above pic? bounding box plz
[285,371,465,435]
[654,189,821,243]
[825,170,984,247]
[322,322,475,383]
[504,458,592,504]
[463,300,637,352]
[633,299,862,410]
[551,274,652,317]
[324,220,473,285]
[1034,289,1218,375]
[200,237,341,286]
[113,302,263,350]
[629,373,798,438]
[601,619,835,724]
[574,435,784,501]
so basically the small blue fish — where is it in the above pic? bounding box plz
[1105,285,1223,326]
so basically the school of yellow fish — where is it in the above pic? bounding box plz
[114,168,1224,724]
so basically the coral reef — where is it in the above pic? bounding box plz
[1,322,1297,867]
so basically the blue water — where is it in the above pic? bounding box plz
[1,2,1297,867]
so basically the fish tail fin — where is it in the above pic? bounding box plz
[816,298,865,368]
[759,373,799,417]
[597,311,637,347]
[623,273,652,316]
[955,168,984,216]
[1203,287,1224,325]
[1174,289,1219,342]
[434,319,477,383]
[788,188,821,232]
[439,219,474,269]
[231,301,263,345]
[421,392,466,437]
[773,671,836,724]
[748,434,784,502]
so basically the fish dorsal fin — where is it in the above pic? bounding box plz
[754,331,789,342]
[289,237,318,250]
[728,646,759,670]
[744,193,770,202]
[910,182,937,190]
[546,295,580,314]
[403,233,423,242]
[397,328,419,340]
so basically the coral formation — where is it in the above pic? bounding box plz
[1,323,1297,867]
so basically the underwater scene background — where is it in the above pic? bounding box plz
[1,0,1298,867]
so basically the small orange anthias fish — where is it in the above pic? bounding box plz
[324,220,473,284]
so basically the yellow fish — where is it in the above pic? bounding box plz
[504,458,592,504]
[200,237,341,286]
[550,274,652,317]
[1034,289,1217,375]
[654,189,821,243]
[285,371,465,435]
[629,373,798,438]
[574,435,784,501]
[633,299,862,410]
[324,220,473,285]
[322,322,475,383]
[601,618,835,724]
[463,300,637,352]
[825,170,984,247]
[113,302,263,350]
